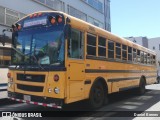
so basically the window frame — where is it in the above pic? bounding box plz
[68,28,84,59]
[86,33,97,56]
[98,36,106,57]
[108,40,115,59]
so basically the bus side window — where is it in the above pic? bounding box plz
[147,53,151,64]
[98,36,106,57]
[133,48,137,62]
[108,40,114,59]
[122,45,127,61]
[137,50,140,63]
[140,51,144,64]
[144,52,147,64]
[153,55,156,65]
[69,28,84,59]
[128,47,132,61]
[87,34,96,56]
[116,43,121,60]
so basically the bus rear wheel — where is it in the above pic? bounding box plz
[89,81,104,109]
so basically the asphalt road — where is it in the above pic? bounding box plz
[0,84,160,120]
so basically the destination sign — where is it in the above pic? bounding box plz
[24,16,47,28]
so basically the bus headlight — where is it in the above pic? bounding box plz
[54,87,60,94]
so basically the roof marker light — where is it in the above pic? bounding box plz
[38,12,42,16]
[16,23,21,30]
[49,16,56,24]
[33,13,37,17]
[57,16,63,23]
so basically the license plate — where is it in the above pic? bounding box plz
[24,95,31,101]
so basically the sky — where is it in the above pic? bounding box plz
[110,0,160,38]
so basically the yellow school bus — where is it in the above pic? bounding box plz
[0,45,11,99]
[7,11,157,109]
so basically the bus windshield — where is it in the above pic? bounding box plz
[12,27,64,66]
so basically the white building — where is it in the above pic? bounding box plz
[0,0,111,67]
[126,36,160,73]
[125,36,148,48]
[0,0,111,31]
[148,37,160,72]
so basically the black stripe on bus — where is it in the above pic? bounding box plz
[86,56,155,67]
[85,69,156,74]
[108,76,156,82]
[108,77,140,82]
[0,89,7,92]
[0,83,7,87]
[84,80,91,84]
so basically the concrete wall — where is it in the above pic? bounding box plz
[61,0,104,24]
[0,0,108,29]
[0,0,52,15]
[148,37,160,71]
[125,37,143,46]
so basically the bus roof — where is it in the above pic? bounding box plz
[16,11,156,55]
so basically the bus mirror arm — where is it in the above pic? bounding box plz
[64,24,71,40]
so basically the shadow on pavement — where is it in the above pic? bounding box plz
[0,98,19,106]
[1,88,160,120]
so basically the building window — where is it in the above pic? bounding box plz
[88,16,104,29]
[159,44,160,50]
[0,5,25,26]
[35,0,64,11]
[68,5,87,21]
[83,0,103,13]
[0,6,5,24]
[153,46,155,50]
[87,34,96,56]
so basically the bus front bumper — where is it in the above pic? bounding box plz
[8,91,63,109]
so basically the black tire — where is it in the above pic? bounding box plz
[138,78,146,95]
[157,77,160,84]
[88,81,105,109]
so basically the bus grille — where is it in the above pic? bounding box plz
[17,84,43,92]
[17,74,45,83]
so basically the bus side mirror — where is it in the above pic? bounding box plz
[64,24,71,40]
[0,30,6,46]
[0,28,12,46]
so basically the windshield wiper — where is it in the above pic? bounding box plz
[11,45,46,70]
[29,53,46,70]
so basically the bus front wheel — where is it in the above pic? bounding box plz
[88,81,104,109]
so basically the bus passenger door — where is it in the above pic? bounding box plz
[67,28,85,102]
